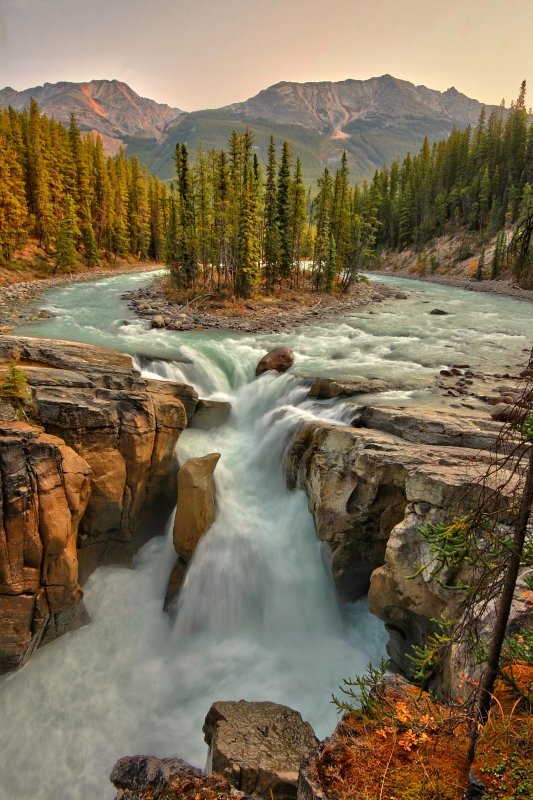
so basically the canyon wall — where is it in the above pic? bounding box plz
[0,336,197,673]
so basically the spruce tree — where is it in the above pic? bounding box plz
[82,205,99,267]
[313,167,333,290]
[289,157,307,286]
[264,136,279,293]
[476,245,485,281]
[55,194,81,272]
[277,141,293,285]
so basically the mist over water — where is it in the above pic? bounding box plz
[1,272,531,799]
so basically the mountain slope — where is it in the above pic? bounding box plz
[1,75,497,185]
[224,75,489,135]
[0,79,185,140]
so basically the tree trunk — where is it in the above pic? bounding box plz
[467,445,533,766]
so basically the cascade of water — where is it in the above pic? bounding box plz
[2,270,531,800]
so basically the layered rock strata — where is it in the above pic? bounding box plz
[285,405,505,688]
[0,336,193,672]
[0,407,91,673]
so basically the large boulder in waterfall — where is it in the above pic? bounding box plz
[255,347,294,377]
[173,453,220,562]
[189,399,231,430]
[203,700,318,800]
[110,755,242,800]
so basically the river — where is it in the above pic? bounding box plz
[0,272,531,800]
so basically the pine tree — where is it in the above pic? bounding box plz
[491,230,506,278]
[263,136,278,293]
[236,159,260,298]
[476,245,485,281]
[82,205,99,267]
[55,194,81,272]
[174,143,197,288]
[289,157,307,286]
[313,167,333,290]
[277,141,293,285]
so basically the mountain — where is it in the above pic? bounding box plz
[1,75,496,185]
[0,79,185,141]
[125,75,497,186]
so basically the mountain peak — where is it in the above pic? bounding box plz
[0,79,185,144]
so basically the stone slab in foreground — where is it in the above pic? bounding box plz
[204,700,318,800]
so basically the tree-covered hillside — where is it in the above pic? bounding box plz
[352,82,533,285]
[0,100,171,269]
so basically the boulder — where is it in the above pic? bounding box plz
[203,700,318,800]
[255,347,295,377]
[110,755,242,800]
[429,308,449,315]
[151,315,165,329]
[490,403,522,422]
[189,399,231,430]
[173,453,220,562]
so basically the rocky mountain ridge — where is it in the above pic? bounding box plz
[0,79,185,142]
[224,75,489,137]
[1,75,497,181]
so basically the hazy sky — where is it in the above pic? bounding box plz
[1,0,532,110]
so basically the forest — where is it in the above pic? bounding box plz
[1,82,533,294]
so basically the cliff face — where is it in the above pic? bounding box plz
[285,404,505,691]
[0,336,194,673]
[0,411,91,673]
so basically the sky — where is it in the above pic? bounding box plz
[1,0,532,110]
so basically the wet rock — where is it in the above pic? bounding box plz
[308,376,409,399]
[151,315,165,329]
[163,556,188,612]
[490,403,522,422]
[429,308,449,315]
[110,755,241,800]
[189,400,231,430]
[285,416,504,691]
[143,376,198,423]
[37,310,51,318]
[255,347,295,377]
[203,700,318,800]
[395,292,408,299]
[173,453,220,562]
[349,405,499,451]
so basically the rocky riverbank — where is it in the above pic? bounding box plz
[370,267,533,301]
[122,280,394,334]
[0,264,161,332]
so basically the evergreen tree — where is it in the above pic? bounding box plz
[289,157,307,285]
[82,205,99,267]
[491,230,506,278]
[277,141,293,285]
[313,167,333,290]
[55,194,81,272]
[476,245,485,281]
[263,136,278,292]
